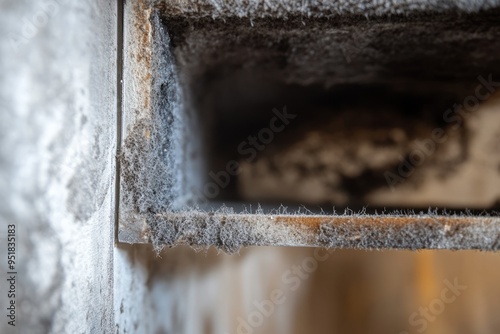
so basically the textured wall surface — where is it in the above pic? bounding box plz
[0,0,116,333]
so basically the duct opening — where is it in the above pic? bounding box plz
[154,12,500,213]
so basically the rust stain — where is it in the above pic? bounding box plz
[132,0,153,112]
[273,215,494,227]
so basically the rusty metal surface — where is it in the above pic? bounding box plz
[122,212,500,252]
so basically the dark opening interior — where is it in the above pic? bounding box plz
[160,11,500,213]
[204,77,462,207]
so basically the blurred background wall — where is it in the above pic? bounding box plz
[116,245,500,334]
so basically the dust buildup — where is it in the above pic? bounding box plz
[318,216,500,251]
[120,14,185,216]
[154,0,500,19]
[119,5,500,252]
[147,209,317,253]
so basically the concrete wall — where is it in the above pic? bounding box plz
[0,0,116,332]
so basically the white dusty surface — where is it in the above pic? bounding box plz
[0,1,116,332]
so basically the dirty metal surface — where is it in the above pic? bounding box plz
[117,0,500,251]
